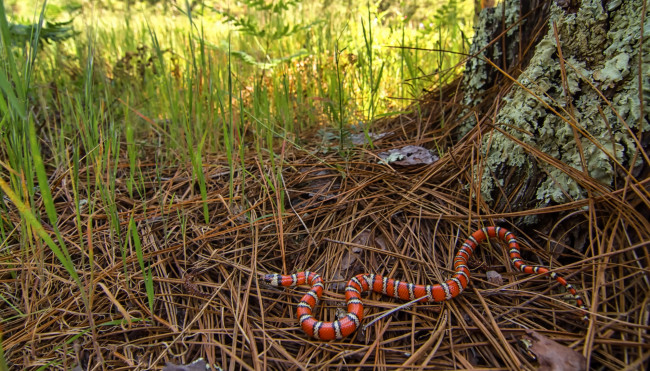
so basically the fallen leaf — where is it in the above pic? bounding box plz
[486,270,503,285]
[522,329,586,371]
[374,234,388,251]
[378,145,439,166]
[352,230,371,246]
[339,249,359,271]
[330,271,347,291]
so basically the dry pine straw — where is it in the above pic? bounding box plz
[0,112,649,370]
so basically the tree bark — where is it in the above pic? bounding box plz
[460,0,649,223]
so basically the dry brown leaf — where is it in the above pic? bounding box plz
[330,271,347,291]
[523,329,586,371]
[486,270,503,286]
[329,231,369,290]
[352,230,371,246]
[339,248,359,270]
[374,234,388,251]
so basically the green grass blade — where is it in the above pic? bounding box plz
[129,216,154,312]
[0,0,26,118]
[0,176,83,296]
[28,117,61,235]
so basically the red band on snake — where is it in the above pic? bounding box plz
[263,226,588,340]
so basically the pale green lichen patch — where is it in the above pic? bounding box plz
[458,0,521,136]
[478,0,649,205]
[593,53,630,87]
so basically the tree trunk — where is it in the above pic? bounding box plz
[460,0,649,223]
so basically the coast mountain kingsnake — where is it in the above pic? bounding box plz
[263,226,588,341]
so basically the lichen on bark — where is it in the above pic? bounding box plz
[459,0,522,137]
[476,0,649,206]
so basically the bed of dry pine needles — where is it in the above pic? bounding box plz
[2,83,649,369]
[2,9,650,371]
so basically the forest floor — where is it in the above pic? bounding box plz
[1,1,648,370]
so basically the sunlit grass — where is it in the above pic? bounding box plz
[0,0,476,237]
[0,1,475,365]
[1,0,475,282]
[8,0,475,135]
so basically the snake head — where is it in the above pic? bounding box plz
[261,274,280,286]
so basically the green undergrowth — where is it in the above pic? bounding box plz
[0,0,474,218]
[0,1,474,359]
[3,0,474,154]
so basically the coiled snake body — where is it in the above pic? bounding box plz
[263,226,588,340]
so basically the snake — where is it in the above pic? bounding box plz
[262,226,588,340]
